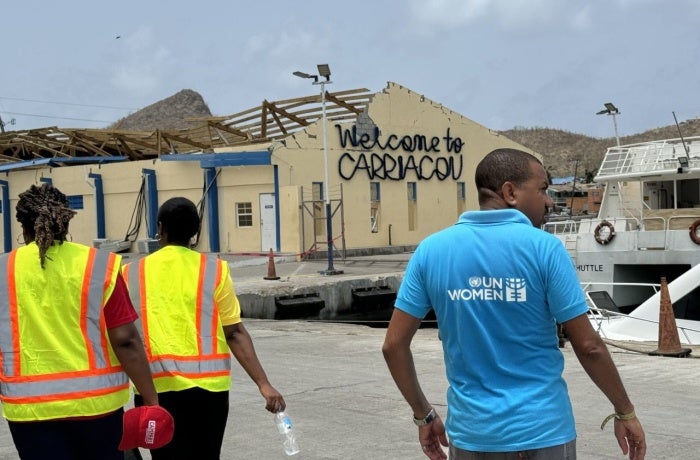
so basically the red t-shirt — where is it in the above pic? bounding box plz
[104,273,138,328]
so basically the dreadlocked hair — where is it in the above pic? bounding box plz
[15,183,76,268]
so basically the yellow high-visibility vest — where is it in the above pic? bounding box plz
[0,242,130,421]
[123,246,231,393]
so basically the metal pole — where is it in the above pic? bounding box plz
[571,159,579,215]
[318,81,342,275]
[612,113,620,146]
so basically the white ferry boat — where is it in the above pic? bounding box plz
[544,136,700,328]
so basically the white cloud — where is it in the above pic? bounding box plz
[109,26,172,95]
[408,0,592,34]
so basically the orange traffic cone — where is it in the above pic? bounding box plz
[649,277,692,357]
[263,248,280,280]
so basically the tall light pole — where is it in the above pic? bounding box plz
[293,64,343,275]
[596,102,621,146]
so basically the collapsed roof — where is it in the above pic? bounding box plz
[0,88,373,165]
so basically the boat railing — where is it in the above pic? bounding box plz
[542,219,580,234]
[596,136,700,179]
[640,212,700,230]
[544,213,699,235]
[543,216,640,235]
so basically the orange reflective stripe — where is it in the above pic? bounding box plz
[79,249,114,369]
[149,355,231,378]
[0,254,15,375]
[1,365,127,383]
[0,252,17,376]
[138,259,151,358]
[99,252,118,366]
[81,248,97,369]
[6,251,21,376]
[199,255,219,355]
[1,381,130,404]
[152,370,230,380]
[210,259,223,354]
[196,253,206,354]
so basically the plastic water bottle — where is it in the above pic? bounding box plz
[274,411,300,456]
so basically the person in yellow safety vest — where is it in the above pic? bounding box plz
[122,196,286,460]
[0,183,163,460]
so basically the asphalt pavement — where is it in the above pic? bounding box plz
[0,252,698,459]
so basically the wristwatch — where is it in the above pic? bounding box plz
[413,407,437,426]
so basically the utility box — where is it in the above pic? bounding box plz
[136,239,160,254]
[96,239,132,253]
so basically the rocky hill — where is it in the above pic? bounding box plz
[501,118,700,179]
[111,89,211,131]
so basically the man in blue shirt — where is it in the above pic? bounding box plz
[383,148,645,460]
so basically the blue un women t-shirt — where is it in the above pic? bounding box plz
[395,209,589,452]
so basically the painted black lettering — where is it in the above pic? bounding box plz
[339,152,357,180]
[451,155,463,180]
[419,156,435,180]
[434,157,449,180]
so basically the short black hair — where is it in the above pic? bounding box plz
[157,197,200,245]
[475,148,541,194]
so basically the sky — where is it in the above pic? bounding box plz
[1,0,699,139]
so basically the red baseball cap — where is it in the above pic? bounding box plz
[119,405,175,451]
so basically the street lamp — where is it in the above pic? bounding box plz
[596,102,621,146]
[293,64,343,275]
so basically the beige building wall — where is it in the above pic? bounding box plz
[0,82,536,256]
[271,82,536,253]
[1,160,276,254]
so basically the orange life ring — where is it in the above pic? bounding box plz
[689,219,700,245]
[594,221,615,245]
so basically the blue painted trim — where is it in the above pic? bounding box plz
[273,165,280,252]
[39,177,53,185]
[142,169,158,238]
[204,168,220,252]
[159,151,271,167]
[88,173,106,239]
[0,156,128,173]
[0,181,10,252]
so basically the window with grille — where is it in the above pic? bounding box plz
[236,202,253,227]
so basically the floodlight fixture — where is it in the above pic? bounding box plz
[293,70,318,82]
[596,102,621,146]
[604,102,619,114]
[317,64,331,81]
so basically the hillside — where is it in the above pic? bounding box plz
[501,118,700,179]
[111,89,211,131]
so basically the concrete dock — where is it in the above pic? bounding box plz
[222,251,412,320]
[0,253,698,459]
